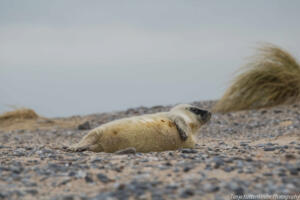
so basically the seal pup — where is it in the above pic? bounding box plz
[68,104,211,153]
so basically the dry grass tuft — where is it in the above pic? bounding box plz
[213,44,300,113]
[0,108,83,131]
[0,108,39,122]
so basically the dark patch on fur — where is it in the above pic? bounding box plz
[188,107,209,117]
[174,123,188,141]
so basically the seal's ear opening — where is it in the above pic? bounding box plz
[188,107,211,122]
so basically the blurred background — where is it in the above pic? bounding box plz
[0,0,300,117]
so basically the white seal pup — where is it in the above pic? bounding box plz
[68,104,211,153]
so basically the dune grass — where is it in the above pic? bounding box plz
[0,108,83,131]
[213,44,300,113]
[0,108,39,122]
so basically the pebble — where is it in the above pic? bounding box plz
[181,149,198,154]
[62,195,75,200]
[285,154,296,160]
[203,183,219,192]
[236,160,244,168]
[183,166,192,172]
[91,158,102,164]
[179,188,195,198]
[264,147,276,151]
[226,182,244,195]
[78,121,91,130]
[288,167,298,175]
[57,178,71,186]
[85,173,94,183]
[223,166,234,172]
[25,189,38,195]
[263,172,273,176]
[212,156,224,168]
[97,173,111,183]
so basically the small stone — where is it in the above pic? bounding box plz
[62,195,74,200]
[245,157,253,162]
[212,157,224,168]
[85,173,94,183]
[281,177,299,186]
[75,170,87,178]
[57,178,72,186]
[215,195,225,200]
[13,150,26,157]
[0,192,7,199]
[97,173,111,183]
[239,142,248,147]
[264,147,276,151]
[48,163,68,173]
[22,180,38,187]
[92,192,114,200]
[42,149,54,154]
[263,172,273,176]
[181,149,197,154]
[91,158,102,164]
[236,160,244,168]
[285,154,296,160]
[223,166,234,172]
[165,183,178,190]
[183,166,191,172]
[180,188,195,198]
[203,183,219,192]
[244,168,254,174]
[26,189,38,195]
[79,195,89,200]
[168,152,174,156]
[288,167,298,175]
[224,158,234,163]
[10,166,23,174]
[295,146,300,150]
[273,168,286,176]
[261,110,267,114]
[78,121,91,130]
[226,182,244,195]
[68,171,76,177]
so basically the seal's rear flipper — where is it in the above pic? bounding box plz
[114,147,136,154]
[63,144,91,152]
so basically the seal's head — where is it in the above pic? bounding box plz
[170,104,211,132]
[186,106,211,124]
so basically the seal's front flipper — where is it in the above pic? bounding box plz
[174,117,189,141]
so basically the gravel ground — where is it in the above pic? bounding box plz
[0,101,300,200]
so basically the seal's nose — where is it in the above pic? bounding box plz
[203,111,211,122]
[198,109,211,122]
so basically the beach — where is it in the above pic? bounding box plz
[0,100,299,200]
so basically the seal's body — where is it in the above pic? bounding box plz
[69,104,211,153]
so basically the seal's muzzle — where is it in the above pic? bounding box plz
[188,107,211,122]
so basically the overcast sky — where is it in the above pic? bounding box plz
[1,1,300,117]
